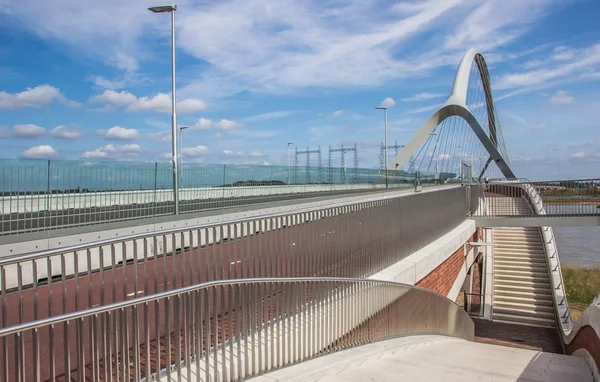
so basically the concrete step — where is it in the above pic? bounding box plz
[494,250,546,257]
[494,280,551,292]
[494,289,553,301]
[494,297,555,311]
[494,244,545,251]
[493,305,555,319]
[492,313,556,328]
[493,236,543,243]
[494,263,548,272]
[494,269,550,279]
[494,257,547,265]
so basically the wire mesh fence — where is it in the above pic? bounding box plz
[0,159,447,236]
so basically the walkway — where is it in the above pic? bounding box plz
[252,335,591,382]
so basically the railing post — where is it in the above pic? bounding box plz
[153,162,158,218]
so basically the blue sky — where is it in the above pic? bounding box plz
[0,0,599,180]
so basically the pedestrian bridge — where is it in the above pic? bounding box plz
[1,48,600,382]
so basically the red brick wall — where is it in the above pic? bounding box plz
[416,232,477,295]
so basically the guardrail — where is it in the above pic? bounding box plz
[0,186,472,329]
[1,159,441,236]
[0,277,475,382]
[473,178,600,217]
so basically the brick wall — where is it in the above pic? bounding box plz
[416,231,478,295]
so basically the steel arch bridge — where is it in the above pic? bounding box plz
[390,49,515,180]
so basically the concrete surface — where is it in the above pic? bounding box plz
[251,335,593,382]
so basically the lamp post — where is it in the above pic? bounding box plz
[287,142,294,185]
[375,106,388,189]
[179,126,189,180]
[149,4,179,214]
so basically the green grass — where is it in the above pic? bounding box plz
[562,266,600,320]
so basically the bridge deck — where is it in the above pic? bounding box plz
[251,335,590,382]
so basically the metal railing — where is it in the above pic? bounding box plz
[0,277,474,382]
[0,159,442,236]
[471,178,600,217]
[462,292,484,317]
[0,187,473,329]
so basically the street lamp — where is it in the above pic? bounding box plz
[375,106,388,189]
[179,126,189,179]
[149,4,180,214]
[287,142,294,185]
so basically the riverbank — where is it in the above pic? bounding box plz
[562,265,600,320]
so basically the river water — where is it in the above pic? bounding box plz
[544,205,600,267]
[554,226,600,267]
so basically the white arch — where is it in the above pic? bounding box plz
[389,49,515,179]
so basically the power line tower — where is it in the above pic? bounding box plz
[295,146,322,184]
[329,144,359,184]
[379,140,405,172]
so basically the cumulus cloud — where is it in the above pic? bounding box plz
[192,118,212,130]
[20,145,60,159]
[50,125,83,139]
[13,124,46,138]
[82,143,141,160]
[182,145,209,157]
[215,119,242,130]
[550,90,573,104]
[223,149,244,156]
[249,151,264,158]
[104,126,140,140]
[89,90,207,113]
[0,85,77,110]
[381,98,396,107]
[331,110,344,117]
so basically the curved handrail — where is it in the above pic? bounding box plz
[0,277,474,381]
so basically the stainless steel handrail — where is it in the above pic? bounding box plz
[0,277,475,382]
[0,186,470,330]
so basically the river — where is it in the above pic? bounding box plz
[544,205,600,267]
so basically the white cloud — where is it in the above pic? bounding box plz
[82,144,141,160]
[215,119,242,130]
[239,110,303,123]
[332,110,344,117]
[401,92,444,102]
[550,90,573,104]
[223,149,245,156]
[20,145,60,159]
[408,103,441,114]
[91,76,125,90]
[381,97,396,107]
[89,90,136,107]
[90,90,207,113]
[496,44,600,90]
[0,85,75,110]
[148,132,171,142]
[553,46,574,61]
[7,0,565,98]
[104,126,140,140]
[249,151,264,158]
[13,124,46,138]
[531,123,548,131]
[50,125,83,139]
[192,118,212,130]
[570,152,585,159]
[182,145,209,157]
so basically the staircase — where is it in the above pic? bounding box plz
[489,195,555,328]
[487,196,531,216]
